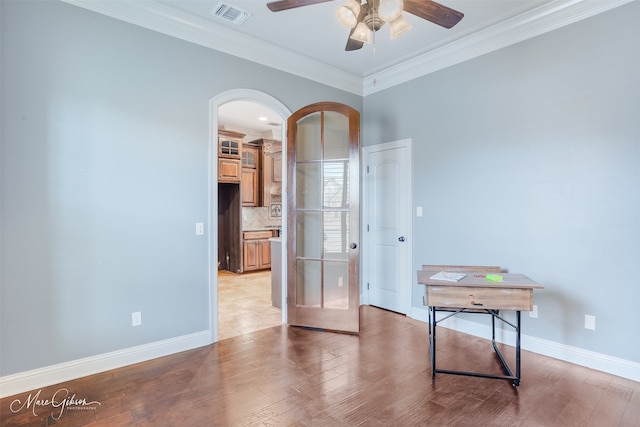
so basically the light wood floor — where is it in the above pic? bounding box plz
[2,306,638,426]
[218,270,282,340]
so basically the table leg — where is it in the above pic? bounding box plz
[427,306,523,386]
[491,310,496,343]
[515,310,521,386]
[430,306,436,379]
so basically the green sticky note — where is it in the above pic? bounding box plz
[486,274,504,282]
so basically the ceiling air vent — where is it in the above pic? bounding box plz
[211,2,251,25]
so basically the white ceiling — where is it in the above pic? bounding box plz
[61,0,632,133]
[162,0,548,75]
[218,100,283,137]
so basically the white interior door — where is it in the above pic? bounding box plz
[363,140,412,314]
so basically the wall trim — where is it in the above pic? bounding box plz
[409,306,640,383]
[208,89,291,344]
[364,0,635,94]
[61,0,363,96]
[3,308,637,399]
[62,0,635,97]
[0,331,210,399]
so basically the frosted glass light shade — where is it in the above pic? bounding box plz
[336,0,361,28]
[350,21,373,43]
[389,14,412,39]
[378,0,403,22]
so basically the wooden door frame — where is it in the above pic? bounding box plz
[209,89,291,343]
[361,139,413,312]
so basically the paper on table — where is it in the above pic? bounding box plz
[430,271,467,282]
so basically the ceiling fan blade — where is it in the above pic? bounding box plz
[267,0,334,12]
[403,0,464,29]
[345,5,366,51]
[345,37,364,51]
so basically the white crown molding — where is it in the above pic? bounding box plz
[61,0,633,97]
[61,0,364,95]
[364,0,636,94]
[410,306,640,382]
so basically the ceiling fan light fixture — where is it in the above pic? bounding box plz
[336,0,361,28]
[378,0,403,22]
[389,14,412,39]
[350,21,373,44]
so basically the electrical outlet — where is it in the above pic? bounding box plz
[132,311,142,327]
[585,314,596,330]
[417,206,423,217]
[529,304,538,318]
[195,222,204,235]
[338,276,344,287]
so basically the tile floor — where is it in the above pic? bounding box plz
[217,269,283,340]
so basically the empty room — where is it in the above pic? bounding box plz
[1,0,638,425]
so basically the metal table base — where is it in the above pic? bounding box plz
[428,306,522,386]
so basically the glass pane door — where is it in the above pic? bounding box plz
[287,103,360,333]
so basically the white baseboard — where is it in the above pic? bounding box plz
[0,330,211,398]
[409,306,640,383]
[3,309,638,399]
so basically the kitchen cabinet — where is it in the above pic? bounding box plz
[241,167,258,206]
[217,129,244,271]
[218,184,242,274]
[242,144,259,168]
[263,151,282,207]
[241,144,260,206]
[218,158,241,182]
[218,130,244,182]
[243,230,275,272]
[218,130,244,158]
[250,139,282,209]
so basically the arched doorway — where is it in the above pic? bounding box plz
[209,89,291,343]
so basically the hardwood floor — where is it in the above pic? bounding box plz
[2,306,638,426]
[218,270,282,340]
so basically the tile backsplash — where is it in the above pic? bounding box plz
[242,207,282,230]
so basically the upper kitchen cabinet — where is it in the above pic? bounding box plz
[242,143,259,168]
[251,138,282,208]
[218,130,245,182]
[219,129,244,158]
[241,142,260,207]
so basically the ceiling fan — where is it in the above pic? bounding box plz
[266,0,464,51]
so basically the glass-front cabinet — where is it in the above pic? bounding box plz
[218,130,244,183]
[218,129,243,158]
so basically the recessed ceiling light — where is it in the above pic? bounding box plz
[258,116,268,121]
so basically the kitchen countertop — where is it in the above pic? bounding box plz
[243,226,281,232]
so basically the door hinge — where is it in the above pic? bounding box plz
[366,165,369,173]
[367,224,369,232]
[367,282,370,290]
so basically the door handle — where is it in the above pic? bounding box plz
[398,236,406,242]
[350,243,357,249]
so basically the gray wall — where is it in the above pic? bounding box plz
[363,1,639,362]
[0,0,361,376]
[2,0,638,378]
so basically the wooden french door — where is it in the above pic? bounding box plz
[286,102,360,333]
